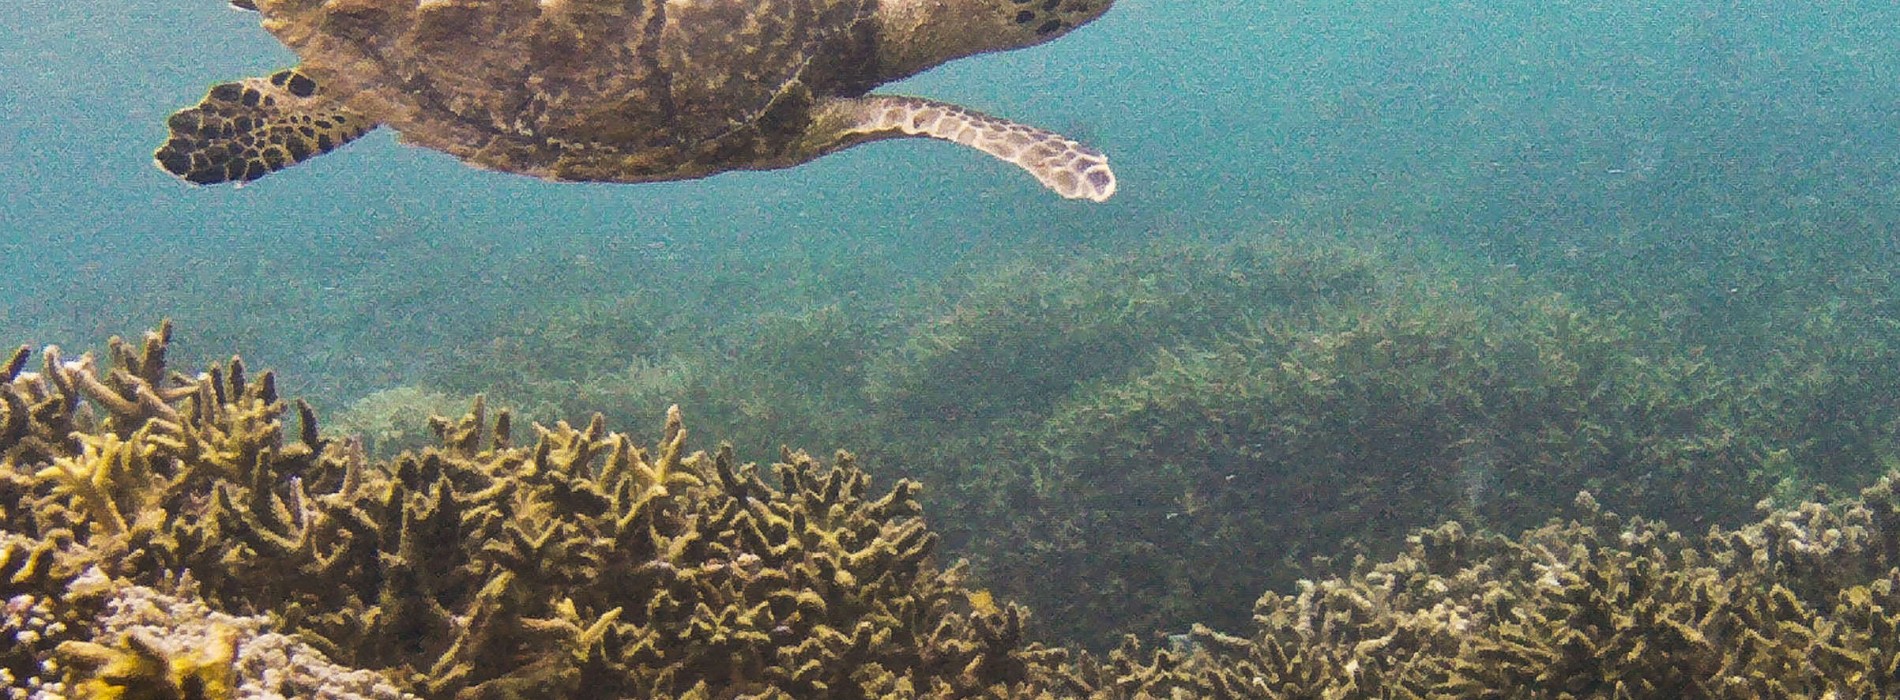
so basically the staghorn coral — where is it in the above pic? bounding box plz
[9,571,416,700]
[3,324,1079,699]
[52,618,239,700]
[1073,486,1900,699]
[366,233,1899,653]
[968,269,1784,645]
[2,347,88,527]
[13,322,1900,700]
[322,386,478,458]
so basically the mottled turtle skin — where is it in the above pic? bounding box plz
[155,0,1117,200]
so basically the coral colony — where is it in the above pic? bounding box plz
[5,323,1900,698]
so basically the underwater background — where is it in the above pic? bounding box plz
[5,0,1900,656]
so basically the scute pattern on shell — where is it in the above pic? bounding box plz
[256,0,874,181]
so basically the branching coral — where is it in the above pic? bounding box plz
[34,433,156,537]
[55,625,239,700]
[2,344,86,490]
[1076,488,1900,699]
[3,324,1077,699]
[11,323,1900,700]
[964,267,1789,644]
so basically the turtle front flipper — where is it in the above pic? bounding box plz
[154,68,376,185]
[815,95,1116,202]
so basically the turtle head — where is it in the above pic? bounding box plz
[873,0,1114,82]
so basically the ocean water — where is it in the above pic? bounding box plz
[5,1,1895,383]
[5,0,1900,646]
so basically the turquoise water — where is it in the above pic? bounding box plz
[5,1,1897,393]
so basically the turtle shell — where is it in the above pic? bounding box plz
[256,0,874,180]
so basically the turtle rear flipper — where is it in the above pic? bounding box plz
[817,95,1116,202]
[154,68,376,185]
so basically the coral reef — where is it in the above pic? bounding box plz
[1076,485,1900,699]
[310,232,1898,652]
[2,324,1076,699]
[32,573,414,700]
[867,239,1815,645]
[322,386,477,457]
[861,239,1377,429]
[366,232,1898,649]
[11,323,1900,699]
[434,292,885,465]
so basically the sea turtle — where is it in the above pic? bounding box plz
[154,0,1118,201]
